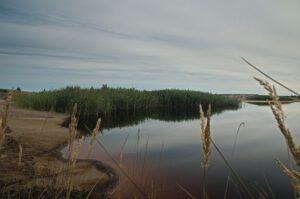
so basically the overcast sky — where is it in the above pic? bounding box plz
[0,0,299,94]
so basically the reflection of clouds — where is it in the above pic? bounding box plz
[0,0,299,93]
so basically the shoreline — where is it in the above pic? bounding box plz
[0,99,118,198]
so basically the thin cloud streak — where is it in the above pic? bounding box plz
[0,0,299,94]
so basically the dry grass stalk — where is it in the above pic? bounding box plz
[276,159,300,196]
[199,105,205,133]
[255,77,300,166]
[70,136,84,167]
[200,104,212,170]
[118,133,130,168]
[0,91,13,145]
[18,144,23,166]
[66,103,79,196]
[68,103,78,154]
[88,118,101,153]
[0,118,3,145]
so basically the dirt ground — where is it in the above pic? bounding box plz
[0,99,118,198]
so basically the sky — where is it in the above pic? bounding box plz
[0,0,299,94]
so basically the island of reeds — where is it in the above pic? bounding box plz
[13,86,240,126]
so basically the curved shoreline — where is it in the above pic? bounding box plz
[48,141,119,198]
[0,100,119,198]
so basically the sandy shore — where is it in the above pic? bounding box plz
[0,99,118,198]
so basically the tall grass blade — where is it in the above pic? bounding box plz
[263,175,275,199]
[241,57,300,96]
[211,138,254,199]
[0,91,13,146]
[84,125,149,199]
[118,133,130,166]
[176,183,198,199]
[224,122,245,199]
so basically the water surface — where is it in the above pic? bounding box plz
[65,102,300,198]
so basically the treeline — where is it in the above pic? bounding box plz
[14,86,240,118]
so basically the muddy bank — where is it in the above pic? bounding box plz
[0,99,118,198]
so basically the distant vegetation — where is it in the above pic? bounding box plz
[13,86,240,124]
[245,94,298,101]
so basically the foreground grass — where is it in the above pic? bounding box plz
[0,96,113,199]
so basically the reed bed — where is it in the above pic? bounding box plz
[13,86,240,118]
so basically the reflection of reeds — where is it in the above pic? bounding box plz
[200,104,212,170]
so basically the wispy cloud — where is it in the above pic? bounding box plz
[0,0,299,94]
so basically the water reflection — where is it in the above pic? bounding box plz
[65,102,300,198]
[78,105,241,131]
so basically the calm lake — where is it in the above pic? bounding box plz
[64,102,300,198]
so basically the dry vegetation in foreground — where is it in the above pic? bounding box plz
[254,77,300,197]
[195,77,300,199]
[0,93,118,199]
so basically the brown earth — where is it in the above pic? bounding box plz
[0,99,118,198]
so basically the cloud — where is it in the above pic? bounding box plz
[0,0,299,94]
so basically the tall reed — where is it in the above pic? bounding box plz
[200,104,212,170]
[66,103,78,198]
[0,91,12,145]
[88,118,101,154]
[200,104,212,199]
[68,103,78,155]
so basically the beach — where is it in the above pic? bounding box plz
[0,98,118,198]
